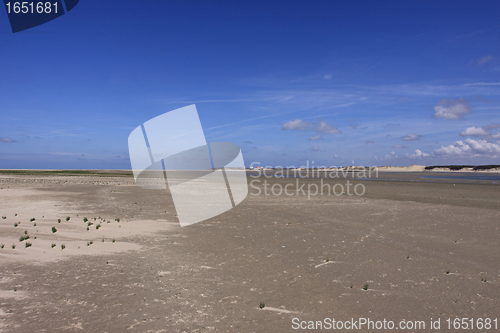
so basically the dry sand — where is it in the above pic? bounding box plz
[0,170,499,332]
[372,165,427,172]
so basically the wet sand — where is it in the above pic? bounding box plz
[0,171,499,332]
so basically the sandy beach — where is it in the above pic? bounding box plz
[0,170,499,332]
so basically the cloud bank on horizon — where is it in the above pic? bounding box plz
[1,1,500,169]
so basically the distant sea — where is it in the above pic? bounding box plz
[420,174,500,181]
[252,170,500,183]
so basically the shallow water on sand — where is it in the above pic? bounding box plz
[420,174,500,181]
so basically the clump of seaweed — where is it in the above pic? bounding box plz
[19,235,29,242]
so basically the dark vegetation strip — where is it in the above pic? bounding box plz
[424,165,500,171]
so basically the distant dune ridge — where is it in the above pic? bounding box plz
[378,165,426,172]
[374,164,500,172]
[246,164,500,172]
[424,165,500,172]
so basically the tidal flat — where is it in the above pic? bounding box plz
[0,170,499,332]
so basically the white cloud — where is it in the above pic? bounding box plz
[399,149,430,159]
[309,134,323,140]
[282,119,313,131]
[460,123,500,139]
[466,139,500,154]
[404,149,430,158]
[434,141,471,156]
[434,138,500,157]
[311,146,319,151]
[433,98,471,120]
[414,149,429,157]
[392,145,408,148]
[0,137,17,143]
[459,126,490,137]
[376,148,430,162]
[324,74,332,80]
[401,134,422,141]
[282,119,341,134]
[365,140,375,144]
[316,120,341,134]
[376,136,500,164]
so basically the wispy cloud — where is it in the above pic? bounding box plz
[20,134,42,139]
[478,55,493,65]
[49,152,87,156]
[207,112,291,131]
[484,123,500,130]
[392,145,408,148]
[51,130,78,137]
[167,96,286,104]
[462,82,500,86]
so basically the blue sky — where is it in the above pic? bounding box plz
[1,1,500,169]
